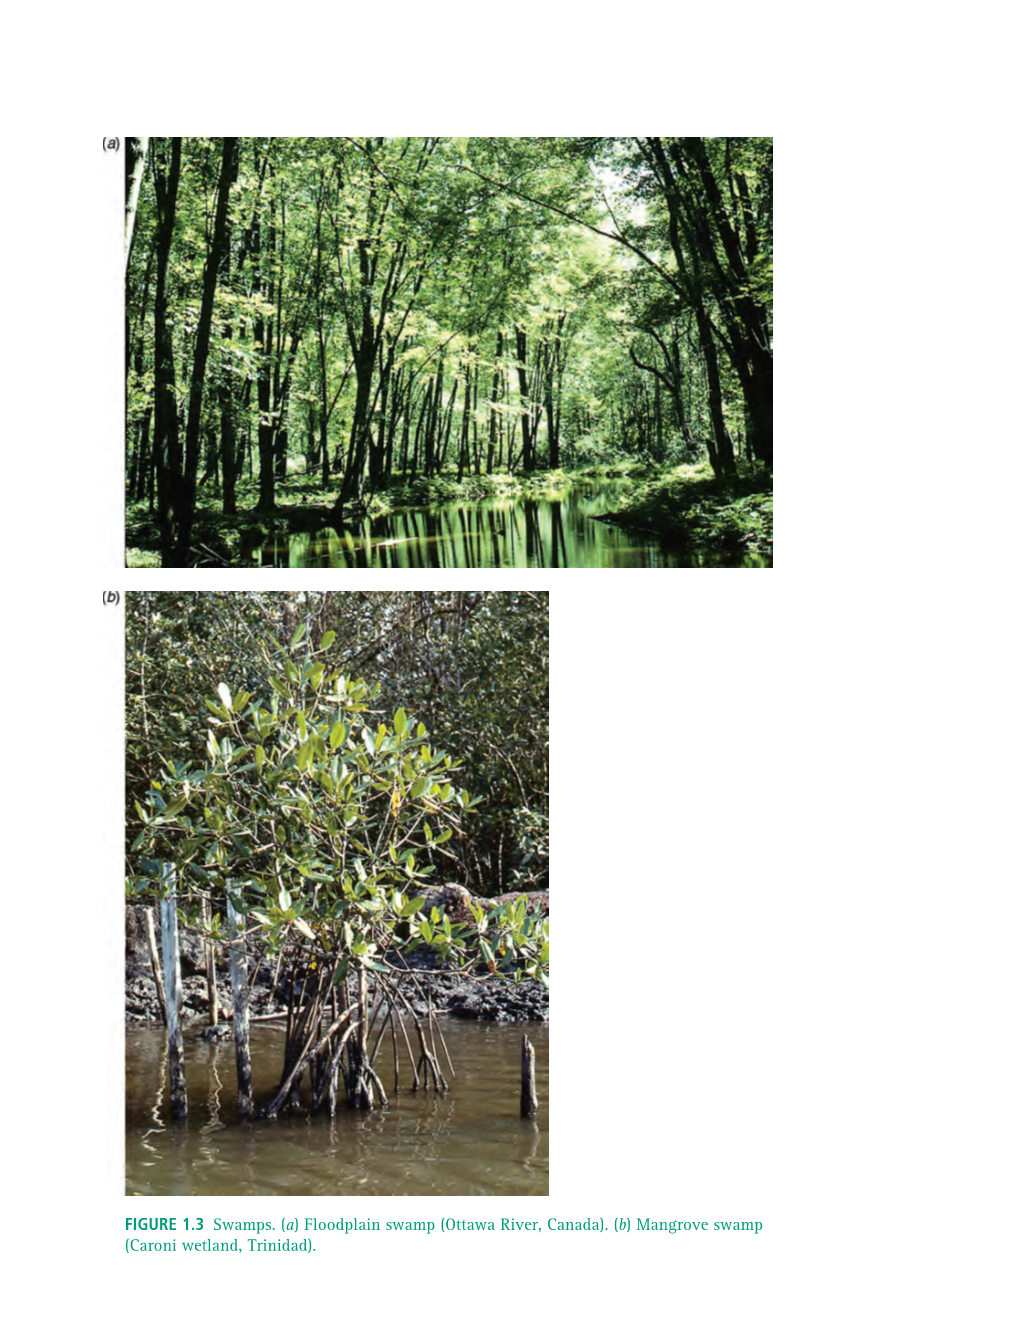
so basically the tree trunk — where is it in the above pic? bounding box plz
[338,345,375,507]
[515,325,535,471]
[218,216,239,515]
[151,138,182,566]
[172,137,238,563]
[124,137,149,276]
[743,355,772,466]
[696,305,735,479]
[488,329,503,473]
[457,358,473,482]
[252,199,277,514]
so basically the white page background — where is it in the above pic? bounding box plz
[8,47,1015,1327]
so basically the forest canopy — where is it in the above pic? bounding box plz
[125,138,772,567]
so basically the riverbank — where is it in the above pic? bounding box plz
[593,462,773,562]
[126,461,771,567]
[126,469,563,567]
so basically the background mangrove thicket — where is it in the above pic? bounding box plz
[126,590,548,899]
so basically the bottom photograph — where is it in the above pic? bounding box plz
[124,590,549,1197]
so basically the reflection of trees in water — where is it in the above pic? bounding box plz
[272,480,764,568]
[127,1024,549,1196]
[453,506,477,568]
[549,500,567,567]
[487,507,504,568]
[421,510,442,568]
[525,500,544,567]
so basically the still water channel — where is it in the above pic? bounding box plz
[247,480,767,568]
[126,1021,549,1198]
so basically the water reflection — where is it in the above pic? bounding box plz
[126,1022,549,1198]
[249,481,767,569]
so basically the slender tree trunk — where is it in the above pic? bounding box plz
[401,402,412,475]
[544,335,561,469]
[411,382,431,479]
[424,360,444,477]
[173,137,238,563]
[697,304,735,479]
[438,373,458,471]
[515,325,535,471]
[219,211,239,515]
[488,329,503,474]
[271,327,302,484]
[372,352,393,490]
[151,138,182,565]
[252,201,277,514]
[127,248,155,503]
[125,136,149,276]
[339,346,375,507]
[457,357,473,482]
[219,377,238,516]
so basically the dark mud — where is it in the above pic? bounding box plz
[125,901,548,1029]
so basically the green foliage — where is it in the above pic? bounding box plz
[602,463,773,558]
[126,137,772,551]
[128,604,548,984]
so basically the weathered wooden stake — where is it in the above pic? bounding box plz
[143,906,168,1026]
[159,873,188,1120]
[520,1035,538,1119]
[227,885,253,1118]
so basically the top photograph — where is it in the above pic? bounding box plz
[125,137,772,569]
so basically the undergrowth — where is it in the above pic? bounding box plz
[600,463,773,557]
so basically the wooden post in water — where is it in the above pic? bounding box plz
[143,906,168,1026]
[520,1035,538,1119]
[227,884,253,1118]
[159,870,188,1120]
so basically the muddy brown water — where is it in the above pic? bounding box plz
[126,1021,549,1198]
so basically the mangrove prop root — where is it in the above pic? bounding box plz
[258,1004,356,1119]
[365,1064,389,1107]
[143,906,169,1027]
[392,1003,420,1090]
[416,1047,449,1094]
[379,973,446,1093]
[311,1022,358,1115]
[389,1010,400,1094]
[429,1006,456,1083]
